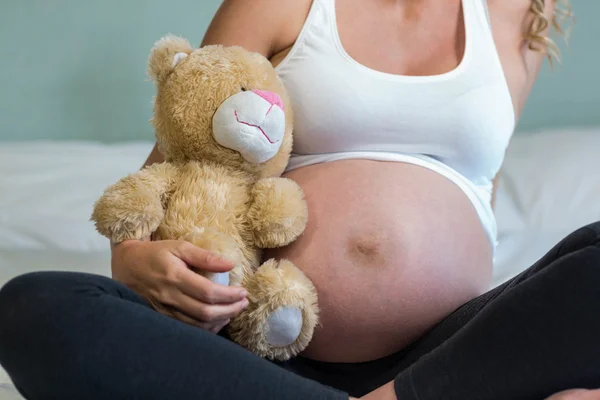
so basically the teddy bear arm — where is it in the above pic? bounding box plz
[91,162,179,243]
[248,177,308,248]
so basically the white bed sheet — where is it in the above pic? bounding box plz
[493,128,600,284]
[1,129,599,398]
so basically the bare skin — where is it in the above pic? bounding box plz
[358,386,600,400]
[268,161,492,361]
[544,389,600,400]
[109,0,589,398]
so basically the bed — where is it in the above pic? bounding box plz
[1,128,599,398]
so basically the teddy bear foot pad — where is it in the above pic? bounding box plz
[265,306,303,346]
[228,259,319,361]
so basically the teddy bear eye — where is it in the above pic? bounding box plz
[241,87,247,92]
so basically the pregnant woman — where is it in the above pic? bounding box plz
[2,0,599,399]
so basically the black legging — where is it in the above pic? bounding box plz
[1,222,600,400]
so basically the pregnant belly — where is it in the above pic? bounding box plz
[264,159,494,363]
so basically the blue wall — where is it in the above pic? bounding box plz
[0,1,597,142]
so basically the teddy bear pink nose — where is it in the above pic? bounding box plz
[252,90,284,110]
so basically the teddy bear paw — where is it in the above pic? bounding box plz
[227,259,318,361]
[265,306,303,347]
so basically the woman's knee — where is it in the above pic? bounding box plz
[583,221,600,242]
[0,272,56,373]
[1,270,89,309]
[0,272,106,345]
[0,271,53,321]
[559,221,600,254]
[550,230,600,292]
[0,272,63,338]
[582,221,600,237]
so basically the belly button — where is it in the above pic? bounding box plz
[347,236,383,264]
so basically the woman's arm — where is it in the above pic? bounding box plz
[142,143,164,168]
[487,0,558,117]
[141,0,311,169]
[489,0,561,211]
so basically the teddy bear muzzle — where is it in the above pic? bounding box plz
[212,90,286,164]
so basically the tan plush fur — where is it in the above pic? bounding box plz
[91,162,179,243]
[248,177,309,249]
[228,259,319,361]
[91,35,318,361]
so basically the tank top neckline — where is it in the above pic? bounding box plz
[326,0,473,83]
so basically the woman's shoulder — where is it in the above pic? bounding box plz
[486,0,557,47]
[201,0,314,59]
[485,0,563,117]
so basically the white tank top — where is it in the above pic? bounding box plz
[274,0,515,255]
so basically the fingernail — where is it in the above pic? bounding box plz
[242,298,249,307]
[239,289,248,297]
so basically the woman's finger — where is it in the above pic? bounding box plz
[169,309,206,329]
[170,310,230,333]
[177,266,247,304]
[175,292,249,322]
[173,242,236,272]
[209,319,231,334]
[147,300,208,330]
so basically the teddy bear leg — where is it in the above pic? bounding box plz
[180,227,245,286]
[228,259,318,361]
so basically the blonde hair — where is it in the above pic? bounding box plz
[526,0,573,65]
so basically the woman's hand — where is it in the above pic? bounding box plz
[111,239,249,332]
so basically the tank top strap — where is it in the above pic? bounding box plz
[480,0,492,26]
[312,0,338,42]
[274,0,339,74]
[460,0,507,77]
[470,0,496,39]
[316,0,335,18]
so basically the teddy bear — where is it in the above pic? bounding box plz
[90,35,319,361]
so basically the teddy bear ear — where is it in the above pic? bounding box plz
[147,34,194,82]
